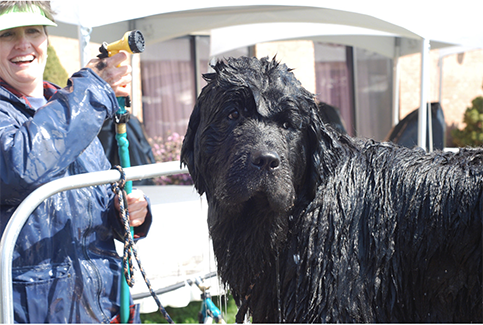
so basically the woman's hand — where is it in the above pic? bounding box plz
[86,51,132,97]
[114,189,148,227]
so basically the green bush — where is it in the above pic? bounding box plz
[43,45,68,87]
[451,96,483,147]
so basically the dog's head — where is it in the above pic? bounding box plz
[181,56,330,214]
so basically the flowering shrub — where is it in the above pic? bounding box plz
[148,132,193,185]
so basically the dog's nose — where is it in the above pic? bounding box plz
[251,150,280,170]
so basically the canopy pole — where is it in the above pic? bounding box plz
[392,37,401,126]
[78,25,92,68]
[438,55,444,105]
[418,38,430,151]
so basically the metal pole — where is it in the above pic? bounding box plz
[438,56,443,105]
[77,25,92,68]
[0,162,188,324]
[428,102,433,152]
[352,47,359,137]
[418,38,430,151]
[392,37,401,126]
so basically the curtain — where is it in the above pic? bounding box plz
[314,43,354,136]
[353,48,393,141]
[141,37,210,139]
[315,43,393,140]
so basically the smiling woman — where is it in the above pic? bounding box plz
[0,1,151,323]
[0,25,49,96]
[0,2,56,97]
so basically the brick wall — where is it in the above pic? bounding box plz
[399,48,483,130]
[253,42,483,144]
[255,40,316,94]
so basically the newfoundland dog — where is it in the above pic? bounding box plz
[180,56,482,323]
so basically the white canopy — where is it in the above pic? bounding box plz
[48,0,483,151]
[49,1,482,48]
[210,23,453,59]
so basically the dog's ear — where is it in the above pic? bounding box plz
[304,97,342,198]
[305,98,347,197]
[304,100,324,198]
[181,100,206,195]
[181,68,222,196]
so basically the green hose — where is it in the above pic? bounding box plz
[115,97,133,323]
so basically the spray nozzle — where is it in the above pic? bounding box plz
[98,30,145,59]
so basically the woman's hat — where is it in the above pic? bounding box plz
[0,4,57,32]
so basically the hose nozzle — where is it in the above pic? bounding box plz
[98,30,145,58]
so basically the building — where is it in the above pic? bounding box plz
[49,33,483,146]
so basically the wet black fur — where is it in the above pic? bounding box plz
[181,57,483,323]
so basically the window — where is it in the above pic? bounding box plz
[315,43,394,140]
[353,48,394,141]
[142,37,393,142]
[141,36,210,139]
[314,43,355,135]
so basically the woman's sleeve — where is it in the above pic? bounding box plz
[0,68,119,204]
[108,193,153,242]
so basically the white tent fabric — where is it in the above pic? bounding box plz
[210,23,452,59]
[48,0,483,151]
[49,1,483,48]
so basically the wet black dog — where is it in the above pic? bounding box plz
[181,57,482,323]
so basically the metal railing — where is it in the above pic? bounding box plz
[0,161,188,323]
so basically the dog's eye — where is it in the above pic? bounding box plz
[228,110,240,120]
[282,122,290,129]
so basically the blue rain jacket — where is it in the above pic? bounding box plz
[0,68,151,323]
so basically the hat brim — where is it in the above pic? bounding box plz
[0,11,57,32]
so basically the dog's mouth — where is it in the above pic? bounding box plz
[215,165,296,213]
[252,189,295,213]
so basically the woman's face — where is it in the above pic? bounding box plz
[0,26,48,95]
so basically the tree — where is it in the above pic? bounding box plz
[451,95,483,147]
[43,45,69,88]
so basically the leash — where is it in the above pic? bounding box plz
[111,166,174,324]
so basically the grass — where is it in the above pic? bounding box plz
[141,294,238,324]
